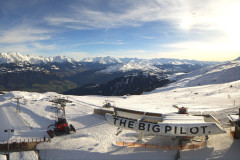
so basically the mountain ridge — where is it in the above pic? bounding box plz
[1,52,238,95]
[0,52,77,64]
[0,52,220,65]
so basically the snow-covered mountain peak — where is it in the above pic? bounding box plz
[98,60,161,73]
[80,56,122,64]
[0,52,77,64]
[0,52,29,64]
[0,52,221,66]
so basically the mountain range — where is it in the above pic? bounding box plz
[0,52,234,95]
[0,52,218,65]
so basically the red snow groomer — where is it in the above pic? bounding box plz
[47,118,76,138]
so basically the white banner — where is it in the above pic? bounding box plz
[105,114,226,136]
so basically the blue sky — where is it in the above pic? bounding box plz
[0,0,240,61]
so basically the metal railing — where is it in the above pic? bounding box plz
[0,138,50,152]
[116,140,206,151]
[0,137,51,144]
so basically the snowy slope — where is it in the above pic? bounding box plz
[1,60,240,159]
[0,80,240,159]
[166,60,240,88]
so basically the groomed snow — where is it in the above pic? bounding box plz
[0,79,239,159]
[0,60,240,159]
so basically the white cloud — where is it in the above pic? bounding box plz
[0,25,51,44]
[1,0,239,61]
[44,0,238,32]
[31,42,56,50]
[0,44,31,53]
[73,40,125,47]
[142,36,155,40]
